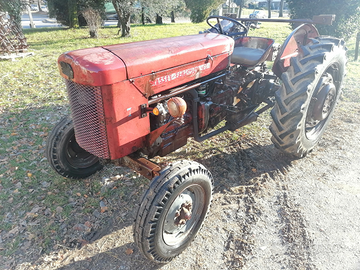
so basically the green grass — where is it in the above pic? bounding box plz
[0,20,359,258]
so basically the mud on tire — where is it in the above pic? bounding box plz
[270,37,346,157]
[46,116,103,179]
[134,160,213,263]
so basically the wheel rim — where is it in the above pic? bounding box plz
[305,72,338,140]
[162,184,205,246]
[65,133,99,169]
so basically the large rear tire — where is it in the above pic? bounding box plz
[270,37,346,157]
[134,160,213,263]
[46,116,103,179]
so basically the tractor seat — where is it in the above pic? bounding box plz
[231,47,266,67]
[230,37,275,67]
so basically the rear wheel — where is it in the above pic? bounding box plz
[134,160,213,263]
[46,116,103,179]
[270,37,346,157]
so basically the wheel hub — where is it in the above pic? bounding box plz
[164,193,193,235]
[174,202,192,226]
[312,78,336,121]
[66,134,99,168]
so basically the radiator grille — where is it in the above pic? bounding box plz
[65,80,110,159]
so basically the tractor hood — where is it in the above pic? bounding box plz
[103,33,234,79]
[58,33,234,89]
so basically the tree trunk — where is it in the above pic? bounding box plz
[120,11,131,37]
[141,7,145,25]
[171,11,175,23]
[112,0,120,27]
[68,0,79,28]
[89,30,97,38]
[156,14,162,24]
[267,0,272,18]
[279,0,284,17]
[26,1,36,28]
[38,0,42,12]
[112,0,130,36]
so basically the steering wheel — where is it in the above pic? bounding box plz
[206,15,248,37]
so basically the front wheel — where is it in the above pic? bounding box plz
[270,37,346,157]
[134,160,213,263]
[46,116,103,179]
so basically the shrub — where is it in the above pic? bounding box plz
[185,0,225,23]
[287,0,360,41]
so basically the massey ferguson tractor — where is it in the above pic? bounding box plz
[46,15,346,262]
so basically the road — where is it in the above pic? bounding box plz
[21,11,117,29]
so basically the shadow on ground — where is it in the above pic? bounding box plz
[0,103,295,270]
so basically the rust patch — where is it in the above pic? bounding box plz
[120,156,161,180]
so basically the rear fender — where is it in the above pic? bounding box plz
[272,23,319,77]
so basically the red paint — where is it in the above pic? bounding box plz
[130,54,230,97]
[103,33,234,79]
[58,48,127,86]
[272,24,319,77]
[101,82,149,160]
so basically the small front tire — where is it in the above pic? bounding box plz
[134,160,213,263]
[46,116,103,179]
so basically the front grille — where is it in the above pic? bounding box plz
[65,80,110,159]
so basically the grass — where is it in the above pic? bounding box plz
[0,20,360,260]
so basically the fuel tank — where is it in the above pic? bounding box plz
[57,33,234,160]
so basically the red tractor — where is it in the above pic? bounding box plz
[46,15,346,262]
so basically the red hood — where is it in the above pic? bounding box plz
[58,33,234,86]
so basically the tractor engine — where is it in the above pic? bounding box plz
[146,74,236,158]
[145,63,278,157]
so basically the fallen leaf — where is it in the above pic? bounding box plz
[27,213,38,219]
[76,192,81,197]
[84,221,91,228]
[100,206,108,213]
[27,172,32,177]
[251,168,257,173]
[125,248,133,255]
